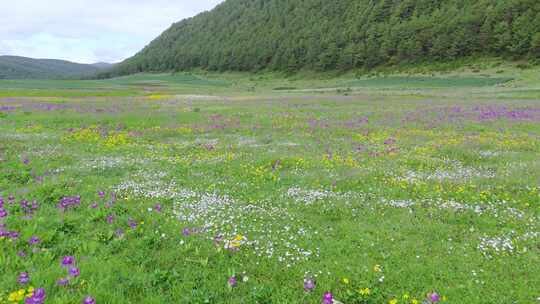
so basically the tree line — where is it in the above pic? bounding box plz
[103,0,540,76]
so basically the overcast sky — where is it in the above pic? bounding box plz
[0,0,224,64]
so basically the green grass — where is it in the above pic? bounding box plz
[0,59,538,97]
[0,89,139,98]
[0,73,230,97]
[338,76,514,88]
[0,66,539,304]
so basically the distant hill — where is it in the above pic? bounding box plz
[0,56,113,79]
[106,0,540,76]
[91,62,115,69]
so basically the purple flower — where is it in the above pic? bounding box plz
[98,191,105,199]
[18,272,30,284]
[128,219,137,229]
[29,236,40,245]
[304,278,315,292]
[57,277,69,286]
[154,204,162,212]
[17,200,39,216]
[106,214,114,224]
[23,158,30,165]
[384,137,396,145]
[61,256,75,267]
[182,228,191,236]
[115,229,124,237]
[17,250,27,257]
[228,276,237,287]
[20,199,29,209]
[82,296,96,304]
[58,196,81,211]
[0,209,7,218]
[213,234,224,245]
[69,267,80,277]
[429,292,441,303]
[9,231,19,239]
[25,287,45,304]
[322,292,333,304]
[90,202,98,209]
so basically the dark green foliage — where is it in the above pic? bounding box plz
[107,0,540,76]
[0,56,112,79]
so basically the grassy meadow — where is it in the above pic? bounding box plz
[0,62,539,303]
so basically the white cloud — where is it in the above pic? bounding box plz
[0,0,224,63]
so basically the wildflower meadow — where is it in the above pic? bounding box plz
[0,69,539,303]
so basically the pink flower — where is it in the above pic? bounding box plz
[82,296,96,304]
[228,276,237,287]
[429,292,441,303]
[322,292,333,304]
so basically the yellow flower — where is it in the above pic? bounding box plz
[8,290,24,302]
[8,292,17,302]
[373,264,382,272]
[358,287,371,296]
[389,299,398,304]
[228,234,244,248]
[411,299,419,304]
[342,278,350,284]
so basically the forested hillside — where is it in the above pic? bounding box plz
[106,0,540,76]
[0,56,110,79]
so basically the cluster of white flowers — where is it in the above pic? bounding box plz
[113,170,194,200]
[171,189,319,265]
[286,187,353,205]
[478,233,515,257]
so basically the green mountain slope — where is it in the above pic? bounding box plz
[106,0,540,76]
[0,56,111,79]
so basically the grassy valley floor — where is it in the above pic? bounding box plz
[0,64,539,303]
